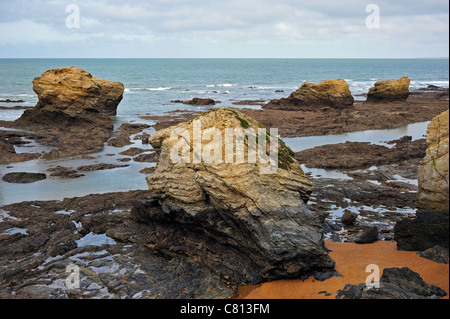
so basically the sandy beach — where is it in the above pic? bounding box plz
[239,240,449,299]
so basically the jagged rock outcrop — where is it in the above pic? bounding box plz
[416,110,449,211]
[366,77,411,102]
[12,67,124,159]
[143,107,335,284]
[264,79,354,111]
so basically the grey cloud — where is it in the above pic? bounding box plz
[0,0,448,57]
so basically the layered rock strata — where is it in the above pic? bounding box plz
[143,107,335,283]
[395,110,449,251]
[416,110,449,211]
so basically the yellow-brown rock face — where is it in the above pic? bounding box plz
[417,110,449,211]
[145,108,335,283]
[367,77,411,102]
[13,67,125,159]
[264,79,354,110]
[32,66,124,116]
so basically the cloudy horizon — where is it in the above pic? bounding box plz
[0,0,448,58]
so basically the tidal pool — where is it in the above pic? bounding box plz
[283,121,430,152]
[1,120,429,206]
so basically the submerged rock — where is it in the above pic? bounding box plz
[181,98,219,106]
[144,107,335,284]
[107,123,150,148]
[76,163,129,172]
[0,99,25,103]
[366,77,410,102]
[2,172,47,184]
[264,79,354,111]
[0,133,42,164]
[47,166,84,179]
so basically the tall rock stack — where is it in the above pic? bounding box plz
[416,110,449,212]
[395,110,449,251]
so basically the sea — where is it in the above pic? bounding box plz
[0,58,448,121]
[0,58,449,205]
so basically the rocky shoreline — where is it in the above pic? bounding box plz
[1,70,449,299]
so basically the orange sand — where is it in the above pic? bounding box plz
[239,240,449,299]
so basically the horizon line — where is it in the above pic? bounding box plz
[0,57,449,60]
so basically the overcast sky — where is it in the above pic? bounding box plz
[0,0,448,58]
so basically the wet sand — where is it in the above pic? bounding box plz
[239,240,449,299]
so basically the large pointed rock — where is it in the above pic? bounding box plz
[143,107,335,284]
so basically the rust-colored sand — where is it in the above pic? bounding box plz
[239,240,449,299]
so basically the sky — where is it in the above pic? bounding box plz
[0,0,448,58]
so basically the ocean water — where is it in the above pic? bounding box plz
[0,58,449,205]
[0,58,448,120]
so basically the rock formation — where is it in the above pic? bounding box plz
[395,110,449,251]
[171,98,220,106]
[294,137,427,170]
[395,210,449,251]
[366,77,410,102]
[27,66,123,117]
[416,110,449,211]
[264,79,354,111]
[13,67,124,159]
[2,172,47,184]
[142,107,335,283]
[337,267,447,299]
[183,98,219,106]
